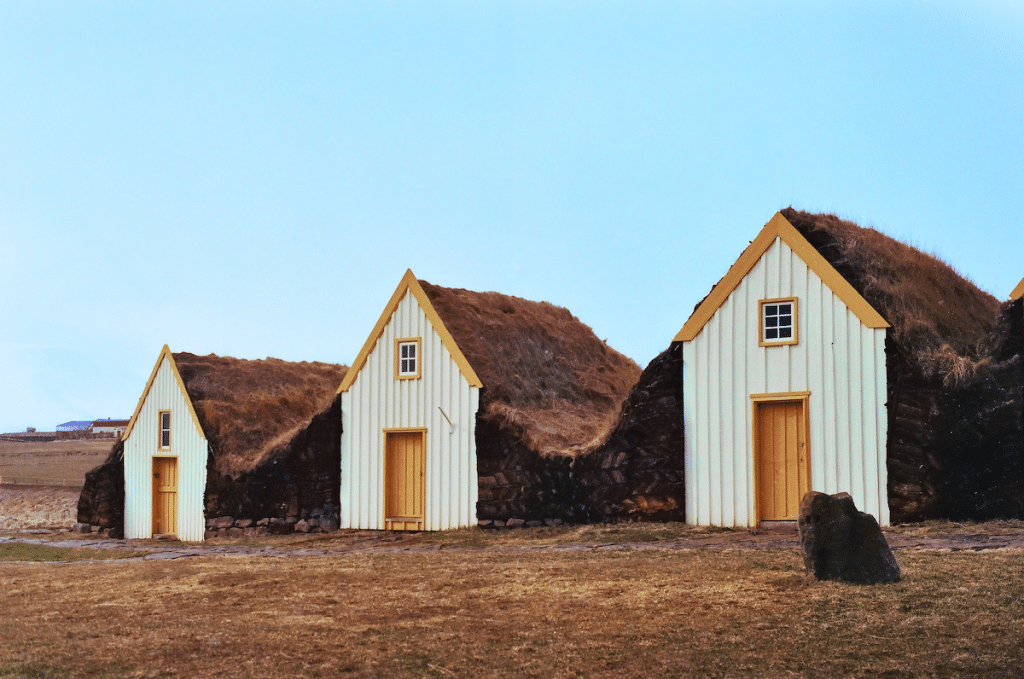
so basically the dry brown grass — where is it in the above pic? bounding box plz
[0,439,112,487]
[0,486,80,531]
[420,281,641,457]
[1,546,1022,678]
[173,353,348,477]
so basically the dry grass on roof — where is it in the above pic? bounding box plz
[419,281,642,457]
[781,208,1000,366]
[172,352,348,478]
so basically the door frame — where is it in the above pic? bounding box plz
[382,428,427,531]
[750,392,810,524]
[151,455,179,537]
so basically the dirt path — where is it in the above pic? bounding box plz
[4,484,1023,559]
[4,526,1024,562]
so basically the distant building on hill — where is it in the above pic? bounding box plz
[91,419,129,438]
[57,421,93,432]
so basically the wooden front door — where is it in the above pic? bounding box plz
[755,401,808,521]
[385,431,425,531]
[152,457,178,537]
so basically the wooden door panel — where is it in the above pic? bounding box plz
[152,457,178,537]
[757,402,806,521]
[385,432,424,531]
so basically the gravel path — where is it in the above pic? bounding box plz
[3,526,1024,562]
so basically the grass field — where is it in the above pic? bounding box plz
[1,542,1022,678]
[0,438,112,487]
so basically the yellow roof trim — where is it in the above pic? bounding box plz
[1010,277,1024,300]
[674,212,890,342]
[121,345,206,442]
[337,269,483,393]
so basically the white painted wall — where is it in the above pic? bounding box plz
[340,290,480,530]
[683,237,889,527]
[123,355,208,541]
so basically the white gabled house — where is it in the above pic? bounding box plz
[121,345,209,541]
[675,212,892,527]
[338,270,483,531]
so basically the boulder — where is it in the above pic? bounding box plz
[235,519,253,529]
[505,518,525,528]
[212,516,235,529]
[798,491,900,585]
[294,519,310,533]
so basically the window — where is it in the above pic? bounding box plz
[395,338,422,379]
[759,298,799,346]
[159,411,171,449]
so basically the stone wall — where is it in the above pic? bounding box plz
[475,416,578,526]
[573,344,686,522]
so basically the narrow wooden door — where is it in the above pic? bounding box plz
[385,432,425,531]
[756,401,808,521]
[152,457,178,536]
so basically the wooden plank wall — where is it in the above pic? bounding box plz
[123,356,208,541]
[340,290,480,531]
[683,236,889,527]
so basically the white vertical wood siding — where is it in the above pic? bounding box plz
[340,290,480,530]
[124,356,208,541]
[683,237,889,527]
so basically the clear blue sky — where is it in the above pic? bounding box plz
[2,1,1022,433]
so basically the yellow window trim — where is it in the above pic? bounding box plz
[337,269,483,393]
[394,337,423,380]
[158,410,172,450]
[758,297,799,347]
[122,345,206,443]
[1010,277,1024,300]
[674,212,889,343]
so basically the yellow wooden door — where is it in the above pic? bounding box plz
[385,432,425,531]
[756,401,808,521]
[152,457,178,537]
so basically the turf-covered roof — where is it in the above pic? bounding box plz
[678,209,999,370]
[171,351,348,477]
[418,280,642,457]
[779,208,1000,365]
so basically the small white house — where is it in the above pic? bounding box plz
[675,212,892,527]
[121,346,209,541]
[339,270,482,531]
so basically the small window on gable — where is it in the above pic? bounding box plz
[396,338,422,380]
[760,298,799,346]
[159,411,171,449]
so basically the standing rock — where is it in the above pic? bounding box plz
[798,491,900,585]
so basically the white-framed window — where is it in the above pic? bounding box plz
[395,338,422,379]
[159,410,171,449]
[759,298,799,346]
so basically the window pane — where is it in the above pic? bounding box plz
[778,303,791,314]
[765,305,778,316]
[766,329,778,339]
[780,328,792,338]
[765,317,778,327]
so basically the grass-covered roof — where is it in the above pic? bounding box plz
[780,208,1000,369]
[419,281,641,457]
[172,352,348,477]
